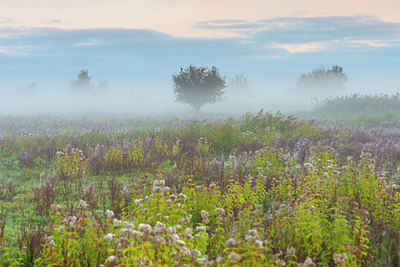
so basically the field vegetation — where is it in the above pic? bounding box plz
[0,110,400,266]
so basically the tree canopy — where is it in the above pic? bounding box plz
[70,69,92,94]
[296,65,347,95]
[172,65,226,111]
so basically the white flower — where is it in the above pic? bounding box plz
[105,210,114,218]
[131,230,144,238]
[113,219,122,227]
[302,257,316,266]
[104,233,116,241]
[51,204,62,212]
[201,210,209,221]
[215,207,225,216]
[196,226,207,232]
[228,252,241,264]
[138,223,152,235]
[192,249,202,257]
[286,247,296,254]
[226,238,236,247]
[195,255,208,266]
[153,221,167,235]
[333,253,348,265]
[255,240,263,249]
[248,229,258,236]
[122,221,135,229]
[107,255,118,263]
[79,200,89,209]
[134,199,143,205]
[176,239,186,247]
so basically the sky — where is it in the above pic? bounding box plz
[0,0,399,109]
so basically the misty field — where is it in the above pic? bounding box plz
[1,110,400,266]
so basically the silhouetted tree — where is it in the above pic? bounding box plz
[70,69,92,94]
[296,65,347,94]
[16,83,37,96]
[173,65,226,111]
[228,74,249,92]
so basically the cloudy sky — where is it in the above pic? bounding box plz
[0,0,399,95]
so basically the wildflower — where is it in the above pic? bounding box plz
[226,238,236,247]
[167,226,177,234]
[178,193,187,200]
[248,229,258,237]
[96,210,103,217]
[215,207,225,217]
[192,249,202,257]
[245,234,256,242]
[177,217,189,224]
[391,184,400,190]
[301,257,316,267]
[138,223,152,235]
[67,216,77,227]
[228,252,241,264]
[170,194,177,200]
[131,230,144,238]
[304,163,314,171]
[164,186,171,193]
[286,247,296,254]
[134,199,143,205]
[166,199,173,205]
[333,253,348,265]
[153,179,165,187]
[122,221,135,229]
[79,200,89,209]
[167,233,180,243]
[201,210,209,222]
[176,204,184,209]
[44,236,55,247]
[113,219,122,227]
[105,210,114,218]
[104,233,116,241]
[196,226,207,232]
[216,255,224,264]
[153,221,167,235]
[151,236,166,244]
[209,182,217,190]
[185,227,193,234]
[107,255,118,263]
[196,255,208,266]
[255,240,264,249]
[51,204,62,212]
[120,228,131,235]
[309,205,317,212]
[176,239,186,247]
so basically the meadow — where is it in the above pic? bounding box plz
[0,108,400,266]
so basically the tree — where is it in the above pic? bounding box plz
[296,65,347,95]
[16,83,37,96]
[228,74,249,92]
[70,69,92,94]
[172,65,227,111]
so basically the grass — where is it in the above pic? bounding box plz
[298,93,400,124]
[0,111,399,266]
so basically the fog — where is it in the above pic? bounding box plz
[0,72,398,118]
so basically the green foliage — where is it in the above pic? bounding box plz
[1,113,400,265]
[303,93,400,124]
[173,65,227,111]
[296,65,347,96]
